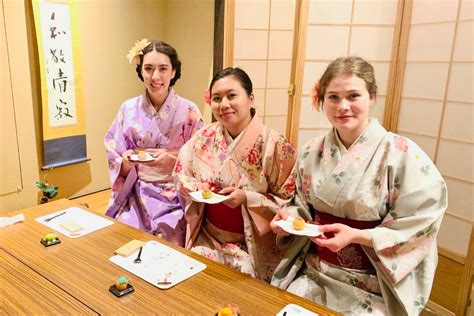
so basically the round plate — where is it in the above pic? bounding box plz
[130,153,154,162]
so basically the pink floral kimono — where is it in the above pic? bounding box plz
[271,119,447,315]
[104,90,204,245]
[174,114,296,282]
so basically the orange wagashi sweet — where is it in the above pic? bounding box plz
[292,217,305,230]
[217,305,238,316]
[115,276,128,291]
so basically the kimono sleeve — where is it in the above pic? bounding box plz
[182,104,205,142]
[275,146,315,248]
[245,135,297,235]
[104,105,132,190]
[173,134,201,198]
[271,150,314,289]
[364,138,447,313]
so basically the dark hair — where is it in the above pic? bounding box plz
[209,67,253,96]
[317,56,377,110]
[135,41,181,86]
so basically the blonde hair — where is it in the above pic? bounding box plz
[315,56,377,110]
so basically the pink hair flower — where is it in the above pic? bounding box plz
[204,88,211,105]
[310,80,321,111]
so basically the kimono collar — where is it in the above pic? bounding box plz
[318,118,388,208]
[141,89,176,116]
[221,112,264,154]
[334,119,373,153]
[222,108,261,142]
[329,118,385,151]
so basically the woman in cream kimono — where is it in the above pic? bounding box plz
[270,57,447,315]
[105,40,204,246]
[174,68,296,282]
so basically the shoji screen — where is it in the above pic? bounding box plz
[297,0,398,148]
[397,0,473,256]
[231,0,296,136]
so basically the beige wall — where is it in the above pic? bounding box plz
[163,0,214,123]
[0,0,214,212]
[0,0,40,212]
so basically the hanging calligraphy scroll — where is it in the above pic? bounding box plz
[32,0,88,169]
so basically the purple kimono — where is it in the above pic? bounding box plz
[104,89,204,246]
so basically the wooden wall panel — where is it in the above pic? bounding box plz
[0,2,22,197]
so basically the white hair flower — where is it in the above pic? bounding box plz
[126,38,151,65]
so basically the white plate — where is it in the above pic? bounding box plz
[189,190,230,204]
[130,153,154,162]
[275,216,322,237]
[276,304,319,316]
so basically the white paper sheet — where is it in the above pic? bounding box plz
[275,216,322,237]
[36,207,113,238]
[0,213,25,228]
[189,190,229,204]
[110,240,206,289]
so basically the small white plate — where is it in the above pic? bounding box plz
[275,216,322,237]
[130,153,155,162]
[277,304,319,316]
[189,190,230,204]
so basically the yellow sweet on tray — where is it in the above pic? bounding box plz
[292,217,305,230]
[201,189,212,199]
[137,150,147,160]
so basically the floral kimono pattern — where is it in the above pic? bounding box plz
[104,89,204,245]
[174,114,297,282]
[271,119,447,315]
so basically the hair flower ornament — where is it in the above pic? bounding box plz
[310,80,322,111]
[126,38,151,65]
[204,88,211,105]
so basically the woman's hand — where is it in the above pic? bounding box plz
[197,182,210,191]
[309,224,373,252]
[219,187,247,208]
[143,151,177,174]
[270,208,290,236]
[146,148,167,158]
[119,149,135,176]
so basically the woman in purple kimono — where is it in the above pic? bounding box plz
[104,39,204,246]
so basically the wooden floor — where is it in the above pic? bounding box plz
[69,189,111,215]
[68,189,469,314]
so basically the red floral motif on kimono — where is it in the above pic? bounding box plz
[241,139,263,180]
[301,174,312,194]
[247,148,259,165]
[175,160,182,173]
[281,171,296,195]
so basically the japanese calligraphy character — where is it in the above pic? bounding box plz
[52,68,67,92]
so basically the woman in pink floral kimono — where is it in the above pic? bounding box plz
[174,68,296,282]
[104,39,204,246]
[270,57,447,315]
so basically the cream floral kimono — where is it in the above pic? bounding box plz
[174,114,296,282]
[272,119,447,315]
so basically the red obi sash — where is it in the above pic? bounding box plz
[205,203,244,234]
[310,205,382,270]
